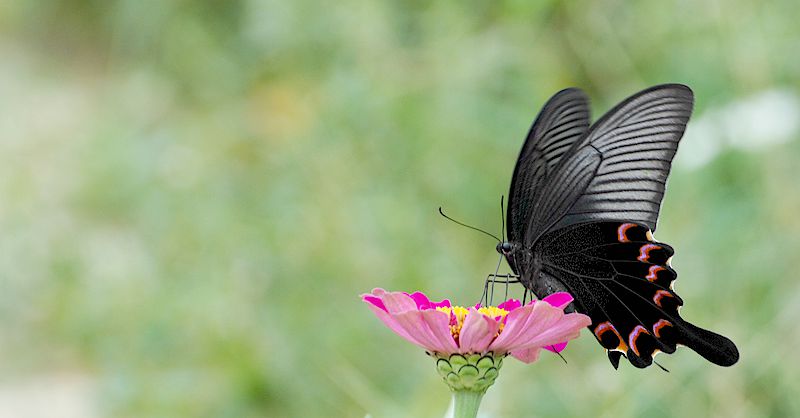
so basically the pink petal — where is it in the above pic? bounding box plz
[497,299,522,312]
[362,289,455,351]
[490,303,591,354]
[404,291,450,310]
[369,288,389,297]
[509,347,542,364]
[362,295,387,312]
[363,301,420,344]
[418,310,460,352]
[458,309,500,353]
[490,302,562,352]
[392,309,459,352]
[431,299,451,309]
[544,342,568,353]
[406,292,433,309]
[380,291,421,314]
[542,292,573,309]
[507,312,591,352]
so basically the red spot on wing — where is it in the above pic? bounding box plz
[653,290,674,307]
[638,244,660,262]
[646,265,666,282]
[628,325,649,356]
[617,223,636,243]
[652,319,673,338]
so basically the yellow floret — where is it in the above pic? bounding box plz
[436,305,510,340]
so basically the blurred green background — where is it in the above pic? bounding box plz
[1,1,798,417]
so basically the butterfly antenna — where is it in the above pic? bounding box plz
[654,360,670,373]
[438,207,501,242]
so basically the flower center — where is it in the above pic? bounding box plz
[436,305,510,342]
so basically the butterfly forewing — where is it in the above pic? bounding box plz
[506,88,591,263]
[547,84,693,234]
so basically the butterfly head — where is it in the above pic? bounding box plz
[496,241,513,255]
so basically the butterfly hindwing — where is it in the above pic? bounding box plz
[538,221,739,368]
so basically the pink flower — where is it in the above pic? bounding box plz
[362,289,591,363]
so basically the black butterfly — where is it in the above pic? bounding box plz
[497,84,739,369]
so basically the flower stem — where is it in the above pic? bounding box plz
[452,390,484,418]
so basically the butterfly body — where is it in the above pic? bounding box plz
[502,84,739,369]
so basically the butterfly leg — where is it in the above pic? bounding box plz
[488,255,502,305]
[481,273,520,305]
[480,276,490,306]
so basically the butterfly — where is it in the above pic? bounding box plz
[496,84,739,369]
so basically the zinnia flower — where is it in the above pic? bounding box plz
[362,288,590,364]
[362,288,591,418]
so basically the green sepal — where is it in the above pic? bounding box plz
[431,352,506,394]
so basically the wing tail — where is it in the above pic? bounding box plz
[676,319,740,366]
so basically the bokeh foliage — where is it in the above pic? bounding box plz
[0,1,798,417]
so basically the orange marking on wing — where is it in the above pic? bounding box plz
[617,223,636,242]
[628,325,649,356]
[638,244,660,262]
[594,322,613,339]
[594,321,627,351]
[646,265,666,282]
[653,290,674,307]
[652,319,673,338]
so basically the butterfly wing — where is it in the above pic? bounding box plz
[538,222,739,368]
[515,84,739,367]
[525,84,693,245]
[505,88,590,273]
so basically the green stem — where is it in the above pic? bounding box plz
[452,390,484,418]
